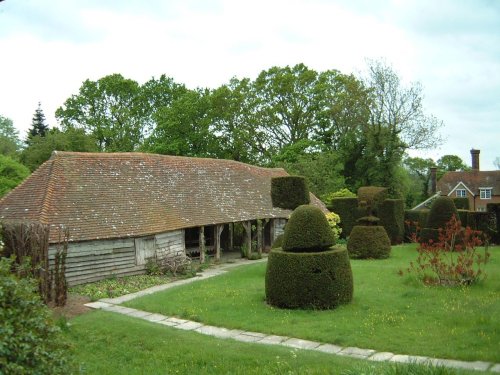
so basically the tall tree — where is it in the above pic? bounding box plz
[436,154,469,178]
[404,156,436,201]
[27,102,49,142]
[0,115,22,158]
[56,74,144,151]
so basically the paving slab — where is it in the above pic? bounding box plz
[156,319,180,327]
[430,359,492,372]
[84,301,113,309]
[127,310,152,318]
[282,338,320,350]
[490,364,500,373]
[176,321,204,331]
[315,344,343,354]
[338,346,376,359]
[101,305,137,315]
[258,335,289,345]
[390,354,430,364]
[165,317,189,324]
[142,313,168,323]
[234,333,266,343]
[369,352,395,362]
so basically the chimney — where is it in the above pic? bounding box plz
[430,167,437,194]
[471,149,480,171]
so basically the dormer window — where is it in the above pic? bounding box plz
[479,188,492,199]
[455,189,466,198]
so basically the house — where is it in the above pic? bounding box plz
[435,149,500,211]
[0,151,327,285]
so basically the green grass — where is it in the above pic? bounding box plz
[124,244,500,363]
[67,310,482,375]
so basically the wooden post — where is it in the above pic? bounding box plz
[199,226,205,263]
[243,221,252,258]
[215,224,224,262]
[229,223,234,251]
[257,219,263,256]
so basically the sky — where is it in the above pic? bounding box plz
[0,0,499,169]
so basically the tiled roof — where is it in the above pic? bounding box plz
[437,170,500,196]
[0,152,327,243]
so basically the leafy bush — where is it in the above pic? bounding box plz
[378,199,404,245]
[487,203,500,244]
[282,205,335,252]
[330,197,359,238]
[0,257,72,374]
[322,188,356,204]
[271,176,310,210]
[265,247,353,309]
[404,215,490,286]
[347,226,391,259]
[420,197,458,244]
[325,212,342,241]
[452,197,469,210]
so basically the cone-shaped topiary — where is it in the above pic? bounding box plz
[420,196,459,244]
[282,205,334,252]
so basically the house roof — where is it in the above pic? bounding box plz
[0,152,326,243]
[437,170,500,196]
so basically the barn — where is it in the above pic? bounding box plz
[0,151,327,285]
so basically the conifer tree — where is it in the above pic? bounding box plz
[27,102,49,142]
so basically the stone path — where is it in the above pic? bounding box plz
[85,258,500,373]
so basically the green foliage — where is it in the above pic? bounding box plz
[357,186,388,216]
[426,197,459,227]
[457,210,469,228]
[404,209,429,242]
[265,247,353,309]
[282,205,334,252]
[436,154,470,179]
[0,114,22,158]
[467,211,494,238]
[270,176,310,210]
[347,226,391,259]
[0,154,30,197]
[322,188,356,204]
[487,203,500,244]
[330,197,359,238]
[379,199,405,244]
[27,102,49,142]
[20,127,98,171]
[0,257,71,374]
[271,234,284,249]
[325,212,342,242]
[452,197,469,210]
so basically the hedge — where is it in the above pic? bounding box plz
[457,209,469,227]
[347,226,391,259]
[357,186,388,216]
[271,176,310,210]
[330,197,359,238]
[425,196,459,230]
[467,211,494,237]
[453,197,470,210]
[404,209,429,242]
[265,247,353,309]
[282,205,334,252]
[487,203,500,244]
[378,199,404,245]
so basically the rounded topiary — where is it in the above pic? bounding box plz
[265,247,353,309]
[347,226,391,259]
[282,205,334,252]
[271,176,310,210]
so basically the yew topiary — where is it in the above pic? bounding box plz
[282,205,334,252]
[347,226,391,259]
[271,176,310,210]
[420,196,459,244]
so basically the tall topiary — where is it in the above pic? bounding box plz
[330,197,359,238]
[271,176,310,210]
[378,199,405,245]
[420,196,459,244]
[265,205,353,309]
[357,186,388,217]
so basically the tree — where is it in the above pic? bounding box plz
[20,128,98,171]
[0,114,22,158]
[28,102,49,142]
[0,154,30,197]
[436,154,469,179]
[404,156,436,204]
[56,74,144,151]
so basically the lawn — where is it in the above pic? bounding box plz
[124,244,500,363]
[67,310,482,375]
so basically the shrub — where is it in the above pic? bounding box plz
[0,257,72,374]
[404,210,428,243]
[265,247,353,309]
[322,188,356,204]
[487,203,500,244]
[271,234,284,249]
[282,205,335,252]
[271,176,310,210]
[379,199,404,245]
[347,226,391,259]
[330,197,359,238]
[420,197,458,244]
[325,212,342,242]
[357,186,388,216]
[453,197,469,210]
[404,215,490,286]
[467,211,494,238]
[457,209,469,228]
